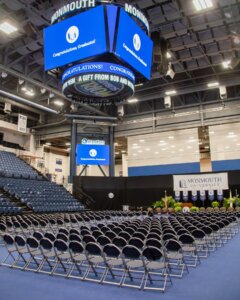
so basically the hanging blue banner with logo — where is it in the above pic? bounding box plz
[208,190,214,201]
[200,190,206,202]
[183,190,188,202]
[191,190,198,202]
[217,190,223,201]
[175,190,181,202]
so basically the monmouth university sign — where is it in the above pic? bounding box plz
[173,173,229,191]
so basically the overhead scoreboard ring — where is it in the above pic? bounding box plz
[62,62,135,104]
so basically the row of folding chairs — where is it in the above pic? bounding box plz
[2,233,174,292]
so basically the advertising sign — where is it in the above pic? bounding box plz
[76,144,110,165]
[18,114,27,133]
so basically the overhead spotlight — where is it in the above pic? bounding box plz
[219,85,227,100]
[0,21,18,34]
[40,88,46,94]
[165,90,176,96]
[164,96,171,108]
[49,92,55,98]
[193,0,213,11]
[166,51,172,59]
[21,85,35,97]
[1,72,8,78]
[166,63,175,79]
[18,79,24,85]
[45,142,51,146]
[207,82,219,88]
[222,60,231,69]
[54,100,64,106]
[127,98,139,104]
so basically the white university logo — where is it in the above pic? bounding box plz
[133,33,141,51]
[89,149,97,158]
[66,26,79,44]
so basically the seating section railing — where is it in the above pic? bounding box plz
[0,210,239,292]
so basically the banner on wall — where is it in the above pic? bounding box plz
[191,190,198,202]
[200,190,206,202]
[208,190,214,201]
[18,114,27,133]
[217,190,223,201]
[175,190,181,201]
[173,173,228,191]
[183,190,188,202]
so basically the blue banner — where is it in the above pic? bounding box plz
[208,190,214,201]
[175,190,181,202]
[183,190,188,202]
[217,190,223,201]
[115,8,153,79]
[62,62,135,83]
[76,144,110,165]
[44,6,107,70]
[191,190,198,202]
[200,190,206,202]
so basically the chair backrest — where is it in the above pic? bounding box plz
[44,232,55,242]
[83,235,96,244]
[69,241,84,254]
[97,235,111,246]
[164,239,181,251]
[15,235,26,247]
[146,238,162,249]
[86,242,102,255]
[112,237,127,248]
[143,246,163,261]
[103,244,121,258]
[56,233,68,242]
[27,237,39,249]
[33,231,43,241]
[128,237,144,249]
[54,239,68,252]
[40,238,53,250]
[3,234,14,245]
[122,245,141,259]
[69,234,81,242]
[178,233,194,244]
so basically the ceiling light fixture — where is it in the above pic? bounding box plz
[0,21,18,34]
[54,100,64,106]
[45,142,51,146]
[165,90,176,96]
[166,51,172,59]
[207,82,219,88]
[127,98,139,103]
[193,0,213,11]
[222,60,231,69]
[65,142,71,146]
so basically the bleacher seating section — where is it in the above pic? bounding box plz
[0,150,85,214]
[0,177,84,213]
[0,192,22,214]
[0,151,39,178]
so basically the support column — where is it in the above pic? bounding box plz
[109,126,115,177]
[69,120,77,183]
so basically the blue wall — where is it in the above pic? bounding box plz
[212,159,240,172]
[128,162,201,177]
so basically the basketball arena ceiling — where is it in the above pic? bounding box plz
[0,0,239,122]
